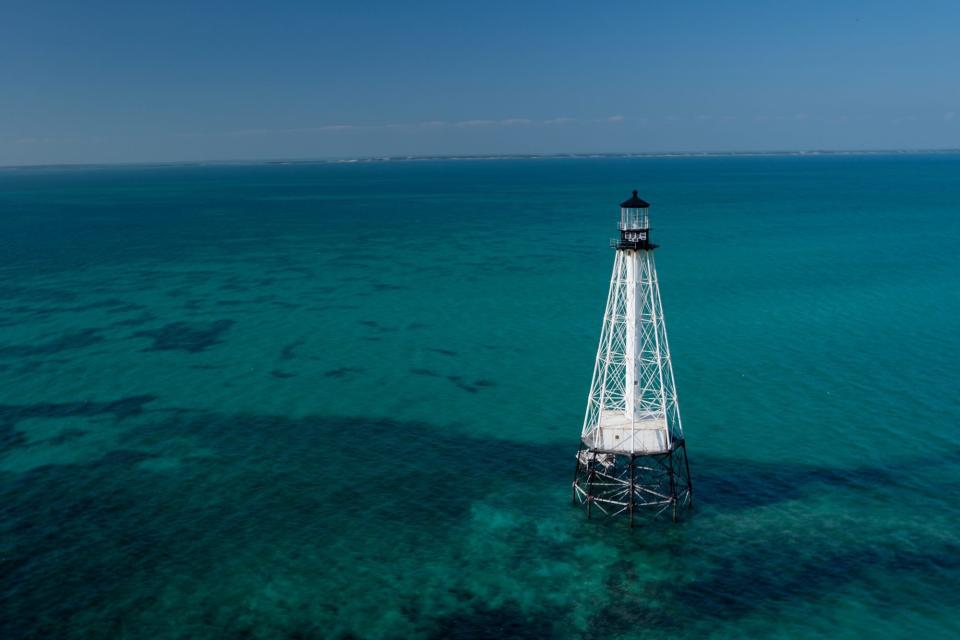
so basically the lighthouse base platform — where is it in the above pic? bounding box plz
[582,413,671,454]
[573,439,693,525]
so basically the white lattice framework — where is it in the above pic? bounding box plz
[580,247,683,454]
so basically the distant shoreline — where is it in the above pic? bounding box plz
[3,147,960,170]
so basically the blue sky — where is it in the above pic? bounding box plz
[2,1,959,164]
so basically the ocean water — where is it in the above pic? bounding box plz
[0,155,958,639]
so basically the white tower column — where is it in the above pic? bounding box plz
[624,250,640,425]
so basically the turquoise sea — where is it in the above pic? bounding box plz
[1,155,958,639]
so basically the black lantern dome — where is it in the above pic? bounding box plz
[620,190,650,209]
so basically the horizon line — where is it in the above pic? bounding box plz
[3,147,960,170]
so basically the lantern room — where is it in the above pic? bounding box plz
[616,190,655,250]
[620,190,650,230]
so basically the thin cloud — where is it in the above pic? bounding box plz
[227,125,356,136]
[217,115,604,137]
[13,135,99,144]
[455,119,497,128]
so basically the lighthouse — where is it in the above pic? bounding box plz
[573,191,693,524]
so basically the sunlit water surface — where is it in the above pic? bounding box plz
[1,156,958,639]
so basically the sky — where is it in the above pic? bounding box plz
[2,0,959,165]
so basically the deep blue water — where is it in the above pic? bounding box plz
[1,156,958,639]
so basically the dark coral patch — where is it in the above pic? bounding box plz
[359,319,396,332]
[371,282,408,292]
[279,338,305,361]
[74,299,145,313]
[112,312,157,328]
[426,603,554,640]
[0,395,158,429]
[0,329,104,359]
[46,428,89,446]
[132,320,235,353]
[446,375,478,393]
[323,367,363,378]
[0,424,27,450]
[444,376,495,394]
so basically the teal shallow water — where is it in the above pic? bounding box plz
[0,156,958,638]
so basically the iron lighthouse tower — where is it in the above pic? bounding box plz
[573,191,693,524]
